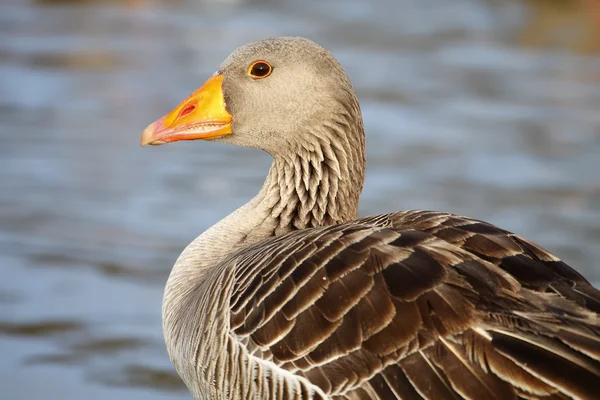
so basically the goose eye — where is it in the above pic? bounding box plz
[248,61,272,79]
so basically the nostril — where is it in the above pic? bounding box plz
[180,105,195,118]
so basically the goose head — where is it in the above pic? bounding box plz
[141,37,363,156]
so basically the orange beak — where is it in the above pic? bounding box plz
[141,74,232,146]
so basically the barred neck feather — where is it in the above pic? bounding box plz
[163,105,365,374]
[263,120,365,234]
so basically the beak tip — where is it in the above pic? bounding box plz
[140,75,230,146]
[140,121,158,147]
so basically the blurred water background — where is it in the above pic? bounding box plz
[1,0,599,398]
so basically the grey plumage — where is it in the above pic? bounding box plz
[145,37,600,400]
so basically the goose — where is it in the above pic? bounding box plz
[140,37,600,400]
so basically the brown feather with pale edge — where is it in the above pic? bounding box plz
[227,211,600,399]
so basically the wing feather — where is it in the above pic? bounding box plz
[224,210,600,399]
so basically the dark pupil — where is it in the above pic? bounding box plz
[251,63,270,77]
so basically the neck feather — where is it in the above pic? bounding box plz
[167,108,365,278]
[162,109,365,396]
[263,137,364,234]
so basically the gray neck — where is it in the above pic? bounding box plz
[162,119,365,396]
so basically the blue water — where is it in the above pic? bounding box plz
[1,0,599,399]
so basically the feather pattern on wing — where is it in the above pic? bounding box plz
[214,211,600,400]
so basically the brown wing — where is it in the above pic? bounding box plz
[228,211,600,400]
[386,211,600,313]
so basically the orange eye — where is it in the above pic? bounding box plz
[248,61,272,79]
